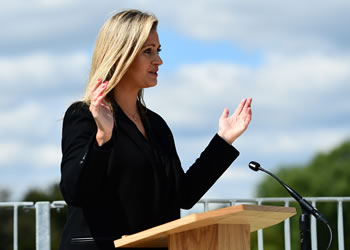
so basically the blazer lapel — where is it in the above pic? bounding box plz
[111,99,155,164]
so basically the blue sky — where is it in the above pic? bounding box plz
[1,0,350,201]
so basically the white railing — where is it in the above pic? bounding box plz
[0,202,34,250]
[1,197,349,250]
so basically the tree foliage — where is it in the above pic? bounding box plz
[252,139,350,249]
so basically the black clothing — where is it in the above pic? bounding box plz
[59,101,239,250]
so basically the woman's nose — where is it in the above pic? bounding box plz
[153,54,163,66]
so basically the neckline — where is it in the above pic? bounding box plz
[112,99,150,141]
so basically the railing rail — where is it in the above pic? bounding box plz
[1,197,349,250]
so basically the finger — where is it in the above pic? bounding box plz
[90,78,102,95]
[232,98,247,117]
[94,93,106,108]
[242,105,252,126]
[90,95,104,114]
[92,81,108,103]
[101,103,111,112]
[90,80,103,102]
[90,86,107,109]
[245,107,252,121]
[220,108,229,120]
[242,97,253,113]
[100,100,112,112]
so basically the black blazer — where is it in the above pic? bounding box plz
[59,101,239,250]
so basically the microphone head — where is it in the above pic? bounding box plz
[249,161,261,171]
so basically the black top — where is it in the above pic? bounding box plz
[59,101,240,250]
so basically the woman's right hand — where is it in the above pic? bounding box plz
[89,79,114,146]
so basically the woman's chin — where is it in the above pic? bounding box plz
[144,81,158,88]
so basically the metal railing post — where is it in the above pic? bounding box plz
[284,200,291,250]
[257,199,264,250]
[311,200,318,250]
[203,200,209,212]
[337,200,345,250]
[13,205,18,250]
[35,202,51,250]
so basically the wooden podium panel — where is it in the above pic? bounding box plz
[168,224,251,250]
[114,204,296,249]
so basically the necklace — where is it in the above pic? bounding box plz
[130,113,138,121]
[125,110,139,122]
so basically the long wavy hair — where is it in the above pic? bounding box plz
[82,9,158,106]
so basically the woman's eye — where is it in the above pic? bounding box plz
[143,47,161,55]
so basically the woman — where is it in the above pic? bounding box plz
[59,9,252,250]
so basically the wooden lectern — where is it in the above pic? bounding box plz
[114,204,296,249]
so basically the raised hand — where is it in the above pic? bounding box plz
[218,98,252,144]
[89,79,114,146]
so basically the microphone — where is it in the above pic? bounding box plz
[248,161,261,171]
[248,161,328,224]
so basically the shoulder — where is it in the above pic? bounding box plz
[65,101,90,116]
[145,107,171,133]
[63,101,92,120]
[63,101,95,130]
[145,107,177,150]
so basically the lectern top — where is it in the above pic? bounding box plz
[114,204,296,248]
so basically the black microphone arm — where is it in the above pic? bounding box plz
[248,161,328,224]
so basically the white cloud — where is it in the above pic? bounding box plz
[30,144,62,168]
[0,141,60,169]
[0,51,89,92]
[243,128,349,156]
[0,142,20,166]
[152,0,350,53]
[38,0,74,8]
[220,167,261,182]
[146,52,350,178]
[0,102,52,138]
[1,0,350,200]
[2,1,350,54]
[256,52,350,91]
[148,52,350,130]
[0,1,132,52]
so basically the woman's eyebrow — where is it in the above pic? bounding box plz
[142,43,161,48]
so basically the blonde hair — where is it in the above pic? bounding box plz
[82,9,158,105]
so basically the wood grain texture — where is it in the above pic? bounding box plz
[218,224,250,250]
[168,224,250,250]
[114,204,296,248]
[169,224,219,250]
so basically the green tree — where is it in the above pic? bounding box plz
[253,139,350,250]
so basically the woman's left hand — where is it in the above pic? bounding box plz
[218,98,252,144]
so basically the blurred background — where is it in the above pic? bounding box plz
[0,0,349,249]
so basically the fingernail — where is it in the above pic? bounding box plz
[101,83,107,88]
[97,78,102,82]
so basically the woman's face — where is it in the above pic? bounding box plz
[121,29,163,90]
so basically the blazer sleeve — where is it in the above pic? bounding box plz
[60,102,114,206]
[175,134,240,209]
[149,110,240,210]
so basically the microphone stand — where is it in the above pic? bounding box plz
[299,209,311,250]
[261,167,312,250]
[249,161,328,250]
